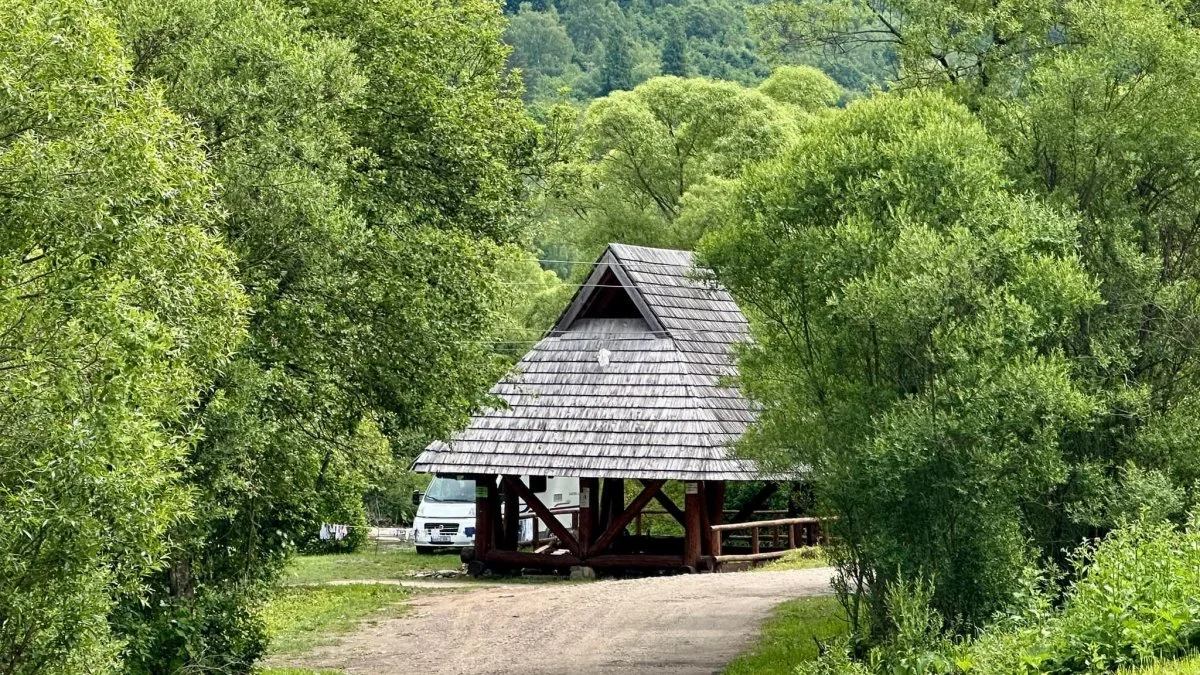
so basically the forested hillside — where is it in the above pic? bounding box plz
[501,0,894,106]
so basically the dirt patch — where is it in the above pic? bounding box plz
[281,567,834,675]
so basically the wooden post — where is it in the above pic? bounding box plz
[532,518,539,549]
[601,478,624,532]
[683,481,703,569]
[474,475,496,560]
[706,481,725,558]
[751,526,760,555]
[579,477,599,556]
[787,523,796,549]
[503,476,520,551]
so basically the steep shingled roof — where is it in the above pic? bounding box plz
[411,243,763,480]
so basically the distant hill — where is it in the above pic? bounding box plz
[502,0,895,107]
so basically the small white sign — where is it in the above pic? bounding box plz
[685,482,700,495]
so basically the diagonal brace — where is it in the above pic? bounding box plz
[591,479,667,556]
[502,476,583,557]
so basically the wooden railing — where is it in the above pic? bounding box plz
[710,516,830,564]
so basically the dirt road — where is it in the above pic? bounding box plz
[286,567,834,675]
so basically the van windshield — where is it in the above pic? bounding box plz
[423,477,476,503]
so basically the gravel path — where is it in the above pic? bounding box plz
[285,567,834,675]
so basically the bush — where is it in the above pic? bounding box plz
[801,517,1200,675]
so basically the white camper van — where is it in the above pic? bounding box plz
[412,475,579,553]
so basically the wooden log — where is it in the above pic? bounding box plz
[728,483,779,525]
[502,476,520,551]
[683,481,703,569]
[601,478,624,532]
[710,516,821,532]
[751,527,760,555]
[482,550,685,571]
[474,475,495,560]
[502,476,582,557]
[706,481,725,557]
[788,523,797,550]
[714,550,791,563]
[485,549,580,568]
[579,477,599,555]
[640,479,685,526]
[590,479,666,555]
[587,554,685,569]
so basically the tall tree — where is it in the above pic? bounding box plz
[661,22,688,76]
[722,0,1200,636]
[0,0,246,671]
[548,75,830,254]
[700,90,1100,630]
[600,25,636,94]
[101,0,541,669]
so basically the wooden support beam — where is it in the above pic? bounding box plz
[707,481,725,557]
[728,482,778,525]
[698,482,712,556]
[751,527,760,555]
[640,479,685,526]
[591,479,666,556]
[501,476,582,557]
[683,481,703,569]
[601,478,624,532]
[474,475,496,560]
[484,550,685,570]
[485,549,581,568]
[579,477,599,555]
[502,476,520,551]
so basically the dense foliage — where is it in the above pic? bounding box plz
[3,0,547,671]
[540,71,841,261]
[0,0,245,670]
[803,517,1200,674]
[501,0,893,106]
[699,0,1200,653]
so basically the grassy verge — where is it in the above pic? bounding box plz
[260,669,341,675]
[724,595,848,674]
[283,547,461,585]
[1126,656,1200,674]
[757,547,829,571]
[265,583,411,656]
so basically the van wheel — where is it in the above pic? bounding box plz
[415,545,436,555]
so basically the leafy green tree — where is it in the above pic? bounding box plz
[757,65,842,111]
[739,0,1200,632]
[554,75,805,253]
[100,0,541,669]
[661,22,689,76]
[600,25,636,94]
[699,90,1101,630]
[506,4,576,101]
[0,0,246,671]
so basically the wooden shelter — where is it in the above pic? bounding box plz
[413,244,806,573]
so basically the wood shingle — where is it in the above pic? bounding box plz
[412,244,765,480]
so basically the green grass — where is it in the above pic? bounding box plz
[1126,656,1200,674]
[757,547,830,571]
[283,547,461,585]
[265,583,411,656]
[724,595,848,674]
